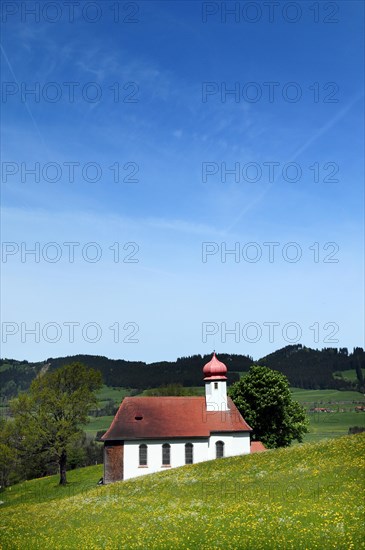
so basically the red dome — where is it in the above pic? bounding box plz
[203,352,227,380]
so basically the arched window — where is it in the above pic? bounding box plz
[185,443,193,464]
[139,444,147,466]
[216,441,224,459]
[162,443,171,465]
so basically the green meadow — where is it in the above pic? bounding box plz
[333,369,365,382]
[84,415,115,436]
[290,388,365,443]
[96,385,133,403]
[290,388,364,405]
[1,434,364,549]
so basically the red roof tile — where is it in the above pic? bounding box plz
[102,397,252,440]
[250,441,267,453]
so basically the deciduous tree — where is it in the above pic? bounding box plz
[11,362,102,485]
[229,365,308,448]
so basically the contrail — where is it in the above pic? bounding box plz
[223,93,363,235]
[0,42,49,155]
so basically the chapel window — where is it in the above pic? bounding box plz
[139,444,147,466]
[216,441,224,459]
[162,443,171,465]
[185,443,193,464]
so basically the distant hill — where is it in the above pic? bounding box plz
[47,352,250,388]
[1,345,364,400]
[0,353,250,400]
[257,345,365,390]
[0,359,45,400]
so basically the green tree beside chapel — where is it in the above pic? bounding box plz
[229,365,308,448]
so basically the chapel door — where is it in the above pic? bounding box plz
[104,441,124,483]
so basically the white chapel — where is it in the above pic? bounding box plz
[102,353,265,483]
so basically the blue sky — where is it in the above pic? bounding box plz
[1,0,364,363]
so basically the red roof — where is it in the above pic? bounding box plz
[250,441,267,453]
[102,396,252,440]
[203,352,227,380]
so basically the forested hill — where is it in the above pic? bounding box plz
[1,345,364,400]
[47,353,252,387]
[257,345,365,390]
[0,353,251,399]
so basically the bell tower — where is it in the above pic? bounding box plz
[203,352,229,411]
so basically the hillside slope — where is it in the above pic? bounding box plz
[1,434,364,549]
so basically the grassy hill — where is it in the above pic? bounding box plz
[1,434,364,549]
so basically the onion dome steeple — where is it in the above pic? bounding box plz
[203,352,229,411]
[203,352,227,381]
